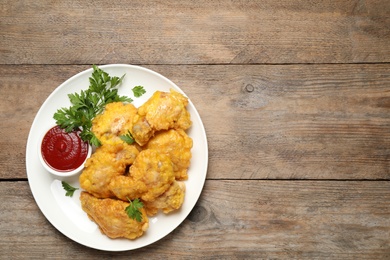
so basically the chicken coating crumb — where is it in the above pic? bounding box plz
[146,129,193,180]
[80,192,149,240]
[109,149,175,202]
[131,89,192,146]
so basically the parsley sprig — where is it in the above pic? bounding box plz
[125,198,144,222]
[61,181,79,197]
[120,130,135,144]
[54,65,132,147]
[132,86,146,97]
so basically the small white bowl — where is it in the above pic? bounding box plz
[38,126,92,178]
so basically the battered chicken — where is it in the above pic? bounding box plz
[80,192,149,240]
[144,180,186,216]
[92,102,137,145]
[79,143,139,198]
[78,90,193,241]
[131,89,192,146]
[145,129,193,180]
[109,149,175,202]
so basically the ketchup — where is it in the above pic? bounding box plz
[41,125,89,172]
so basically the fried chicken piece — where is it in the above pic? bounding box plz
[108,175,147,202]
[92,102,137,145]
[144,181,186,216]
[115,143,140,166]
[145,129,193,180]
[80,192,149,240]
[79,143,139,198]
[109,149,175,202]
[131,89,192,146]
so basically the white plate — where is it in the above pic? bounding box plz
[26,64,208,251]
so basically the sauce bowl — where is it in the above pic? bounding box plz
[38,125,92,177]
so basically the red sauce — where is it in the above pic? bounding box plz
[41,125,89,172]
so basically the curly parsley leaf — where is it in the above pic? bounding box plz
[132,85,146,98]
[61,181,78,197]
[125,198,144,222]
[53,65,132,146]
[120,130,135,144]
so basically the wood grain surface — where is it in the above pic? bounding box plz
[1,181,389,258]
[1,64,389,180]
[0,0,389,258]
[1,0,389,64]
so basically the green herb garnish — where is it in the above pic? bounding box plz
[53,65,132,147]
[120,130,135,144]
[61,181,78,197]
[132,85,146,97]
[125,198,144,222]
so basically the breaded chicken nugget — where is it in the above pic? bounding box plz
[79,143,139,198]
[80,192,149,240]
[144,181,186,216]
[109,149,175,202]
[146,129,192,180]
[131,89,192,146]
[92,102,137,145]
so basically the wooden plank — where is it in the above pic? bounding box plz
[168,64,390,180]
[1,0,389,65]
[0,180,389,258]
[1,64,389,180]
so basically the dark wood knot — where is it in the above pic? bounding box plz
[245,84,254,93]
[187,205,207,222]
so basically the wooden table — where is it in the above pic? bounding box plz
[1,1,389,258]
